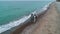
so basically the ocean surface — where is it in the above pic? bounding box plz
[0,1,52,34]
[0,1,50,25]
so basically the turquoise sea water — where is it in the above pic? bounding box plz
[0,1,53,34]
[0,1,50,25]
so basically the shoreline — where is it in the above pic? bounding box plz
[0,1,54,34]
[11,2,54,34]
[20,2,58,34]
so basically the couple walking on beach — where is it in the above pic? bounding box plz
[31,13,37,23]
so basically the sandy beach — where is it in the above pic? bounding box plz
[11,2,60,34]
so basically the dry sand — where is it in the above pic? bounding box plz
[20,3,60,34]
[11,2,60,34]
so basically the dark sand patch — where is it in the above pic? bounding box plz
[11,2,60,34]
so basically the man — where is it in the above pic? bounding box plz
[31,14,34,23]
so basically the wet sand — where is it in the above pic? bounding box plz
[21,2,59,34]
[11,2,60,34]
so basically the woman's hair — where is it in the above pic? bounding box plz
[57,0,60,1]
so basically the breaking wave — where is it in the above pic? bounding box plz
[0,15,31,33]
[0,1,54,34]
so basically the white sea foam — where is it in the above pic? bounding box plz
[0,15,31,33]
[0,1,53,34]
[38,1,53,15]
